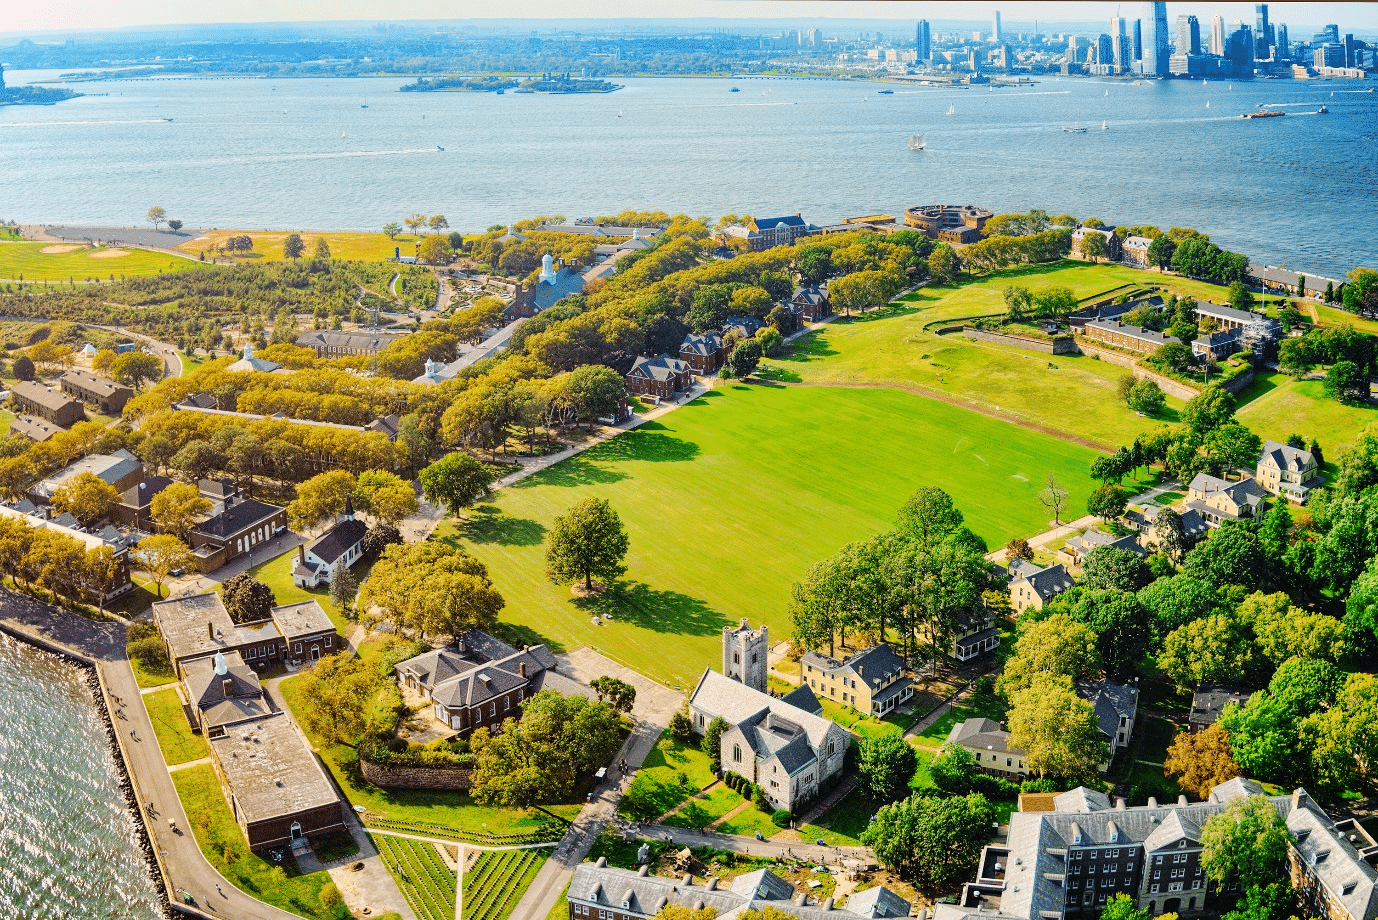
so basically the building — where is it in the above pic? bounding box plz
[152,591,339,676]
[722,315,764,339]
[366,414,401,442]
[946,718,1029,778]
[1071,227,1123,262]
[9,414,62,442]
[537,220,662,239]
[1057,528,1147,571]
[10,380,84,427]
[799,643,914,717]
[59,370,133,416]
[792,287,832,323]
[691,669,850,813]
[1186,474,1269,527]
[0,503,133,601]
[1121,236,1154,269]
[206,712,346,852]
[295,329,402,358]
[625,353,691,399]
[722,618,768,693]
[1076,678,1140,754]
[567,860,911,920]
[291,497,368,588]
[1245,264,1342,300]
[1175,15,1201,54]
[940,781,1378,920]
[184,650,274,737]
[1126,504,1209,553]
[110,474,175,530]
[187,484,290,572]
[904,204,993,240]
[1192,328,1241,361]
[1188,683,1253,730]
[746,215,812,250]
[393,629,586,736]
[916,19,931,60]
[679,332,725,375]
[1081,320,1182,354]
[1068,295,1165,330]
[30,450,144,504]
[952,604,1002,662]
[1194,303,1280,336]
[1008,560,1075,614]
[1255,440,1323,502]
[506,252,587,319]
[225,343,283,374]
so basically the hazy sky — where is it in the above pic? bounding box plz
[10,2,1377,34]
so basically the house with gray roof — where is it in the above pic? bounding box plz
[1075,678,1139,754]
[947,717,1029,778]
[183,649,274,736]
[152,591,339,676]
[394,629,588,736]
[8,414,62,442]
[29,449,144,504]
[291,497,368,589]
[567,858,911,920]
[1126,504,1209,554]
[940,781,1378,920]
[800,643,914,717]
[679,331,724,374]
[1255,440,1323,503]
[295,328,402,358]
[1056,528,1147,572]
[224,342,283,374]
[1009,562,1075,614]
[690,668,850,812]
[1189,683,1253,731]
[625,353,691,399]
[59,369,134,415]
[1081,320,1182,355]
[10,379,84,427]
[1186,474,1269,528]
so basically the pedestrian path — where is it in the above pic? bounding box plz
[167,756,212,772]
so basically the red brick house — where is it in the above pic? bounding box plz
[625,353,692,399]
[679,332,725,374]
[792,286,832,323]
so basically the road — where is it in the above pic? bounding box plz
[0,589,300,920]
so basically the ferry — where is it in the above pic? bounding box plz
[1241,109,1285,119]
[730,87,740,93]
[1317,104,1329,114]
[878,89,894,95]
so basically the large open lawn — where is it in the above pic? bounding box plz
[177,230,435,263]
[1236,373,1378,455]
[0,240,201,281]
[436,383,1098,689]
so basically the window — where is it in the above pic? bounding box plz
[1110,849,1119,858]
[504,697,510,711]
[734,653,740,664]
[734,745,742,763]
[324,636,332,648]
[1169,883,1183,893]
[1151,885,1160,894]
[1173,854,1187,864]
[294,642,302,654]
[269,645,277,658]
[490,702,496,716]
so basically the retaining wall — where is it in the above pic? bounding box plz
[961,328,1079,355]
[359,757,473,790]
[1074,341,1200,400]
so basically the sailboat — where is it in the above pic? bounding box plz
[909,134,926,151]
[1206,101,1211,108]
[1064,110,1088,133]
[1101,119,1108,131]
[361,98,368,109]
[1104,89,1109,96]
[341,131,347,138]
[946,104,956,116]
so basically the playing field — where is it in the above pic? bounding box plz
[0,241,199,281]
[435,383,1099,689]
[177,230,437,262]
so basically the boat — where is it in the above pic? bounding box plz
[1206,101,1211,108]
[1104,89,1109,96]
[909,134,926,151]
[878,89,893,94]
[495,89,504,95]
[341,130,347,137]
[730,87,740,92]
[361,99,368,108]
[946,104,955,115]
[1101,120,1108,131]
[1063,110,1088,133]
[1241,109,1285,119]
[436,145,445,151]
[1317,104,1329,113]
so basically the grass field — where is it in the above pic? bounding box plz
[1236,373,1378,455]
[0,241,201,281]
[436,383,1099,689]
[172,763,348,919]
[234,544,366,635]
[144,687,210,765]
[374,834,456,920]
[463,848,548,920]
[618,730,717,821]
[177,230,436,263]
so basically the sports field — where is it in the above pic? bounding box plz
[0,241,199,281]
[177,230,436,262]
[435,383,1099,689]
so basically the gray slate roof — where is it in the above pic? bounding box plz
[628,353,690,382]
[1074,678,1139,745]
[1015,563,1074,603]
[184,651,272,728]
[690,669,838,752]
[12,379,81,413]
[307,516,368,565]
[394,630,564,709]
[1259,439,1315,474]
[800,643,907,691]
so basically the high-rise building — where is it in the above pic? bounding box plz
[1097,33,1114,66]
[992,11,1002,42]
[1133,20,1143,60]
[1145,2,1170,76]
[1275,24,1289,60]
[916,20,931,60]
[1343,33,1357,67]
[1210,16,1226,55]
[1110,16,1130,71]
[1175,15,1201,55]
[1067,35,1083,63]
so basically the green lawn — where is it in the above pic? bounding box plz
[619,730,717,821]
[1236,373,1378,455]
[172,763,349,919]
[463,848,548,920]
[715,804,781,839]
[663,786,745,829]
[798,786,876,846]
[374,834,456,920]
[131,658,177,689]
[143,687,209,765]
[436,383,1099,689]
[0,240,202,282]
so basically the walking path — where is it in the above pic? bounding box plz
[983,479,1183,565]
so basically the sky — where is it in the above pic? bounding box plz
[7,2,1377,35]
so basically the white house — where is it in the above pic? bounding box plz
[291,496,368,588]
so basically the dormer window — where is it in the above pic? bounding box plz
[1343,884,1357,896]
[1316,852,1330,865]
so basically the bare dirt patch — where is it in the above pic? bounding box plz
[89,248,131,259]
[39,245,82,254]
[571,581,608,598]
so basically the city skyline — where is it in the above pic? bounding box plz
[5,1,1377,35]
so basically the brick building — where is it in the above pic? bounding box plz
[295,329,402,358]
[10,380,84,427]
[679,332,725,374]
[1081,320,1182,354]
[59,370,134,416]
[153,591,339,677]
[625,353,692,399]
[903,203,993,239]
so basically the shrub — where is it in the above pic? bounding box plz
[771,809,793,828]
[1021,777,1058,793]
[753,784,770,811]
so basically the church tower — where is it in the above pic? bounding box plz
[722,619,768,693]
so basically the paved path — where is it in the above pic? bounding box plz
[640,825,871,864]
[984,479,1183,565]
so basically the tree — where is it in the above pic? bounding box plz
[150,482,210,541]
[1038,471,1069,524]
[419,235,451,264]
[111,351,163,388]
[756,326,784,358]
[223,572,276,624]
[725,337,762,378]
[383,222,402,239]
[702,716,729,772]
[669,706,694,742]
[1158,613,1259,690]
[659,907,720,920]
[170,440,218,481]
[166,219,183,232]
[147,206,166,230]
[1302,672,1378,794]
[1277,337,1316,376]
[82,545,125,612]
[361,542,504,640]
[1149,508,1189,566]
[1163,723,1241,799]
[997,614,1100,697]
[428,214,449,235]
[1207,424,1263,476]
[12,354,33,381]
[420,452,498,516]
[294,652,385,746]
[1099,894,1151,920]
[589,676,637,714]
[1182,386,1236,436]
[288,470,356,532]
[469,691,623,808]
[927,244,959,284]
[863,792,995,889]
[50,472,120,527]
[544,497,630,593]
[133,534,194,598]
[1080,231,1108,262]
[1086,484,1129,522]
[1200,795,1294,889]
[283,233,305,261]
[1325,360,1368,404]
[1054,589,1150,680]
[857,731,918,803]
[404,213,428,236]
[1127,378,1167,415]
[361,521,402,560]
[1147,235,1176,270]
[1183,522,1266,590]
[1080,546,1152,592]
[796,245,834,285]
[352,470,419,525]
[1239,593,1345,666]
[1003,285,1033,322]
[1007,674,1110,781]
[330,565,359,616]
[1219,692,1306,786]
[1005,537,1034,561]
[313,237,332,260]
[1222,883,1299,920]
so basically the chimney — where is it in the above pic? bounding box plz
[796,893,809,907]
[637,865,649,877]
[518,662,526,678]
[858,665,864,678]
[222,678,233,698]
[823,898,835,911]
[706,878,719,891]
[1147,797,1158,808]
[595,857,607,868]
[1178,795,1188,806]
[1292,789,1307,810]
[208,622,215,640]
[298,544,306,564]
[1115,798,1127,810]
[682,874,693,886]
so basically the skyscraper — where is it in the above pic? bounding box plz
[1175,15,1200,55]
[1133,20,1143,61]
[1097,33,1114,67]
[1255,4,1272,57]
[992,11,1002,42]
[916,20,931,60]
[1145,2,1170,76]
[1110,16,1131,72]
[1275,24,1289,60]
[1210,16,1226,55]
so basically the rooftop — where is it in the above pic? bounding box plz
[32,450,142,500]
[207,714,340,825]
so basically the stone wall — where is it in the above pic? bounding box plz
[1221,367,1256,395]
[360,757,473,790]
[961,328,1079,355]
[1074,341,1199,400]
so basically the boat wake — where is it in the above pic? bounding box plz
[0,118,172,127]
[213,148,445,165]
[683,102,795,108]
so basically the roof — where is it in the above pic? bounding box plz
[1190,682,1254,726]
[1012,563,1074,602]
[680,332,723,357]
[780,684,823,715]
[1074,679,1139,743]
[179,393,218,409]
[801,644,907,691]
[1194,302,1270,325]
[367,414,401,439]
[1122,235,1153,251]
[184,651,272,728]
[1083,320,1182,348]
[1259,439,1315,474]
[947,717,1016,754]
[394,630,563,709]
[306,517,368,565]
[271,600,334,640]
[753,215,808,230]
[0,503,125,552]
[121,475,175,510]
[533,267,586,311]
[9,414,61,441]
[206,713,340,825]
[1189,473,1269,511]
[1062,529,1145,560]
[691,669,841,754]
[192,497,284,540]
[32,450,142,500]
[226,355,282,373]
[628,353,690,382]
[151,592,241,663]
[537,223,662,238]
[792,286,828,305]
[60,370,131,398]
[11,380,81,413]
[295,329,402,352]
[1247,264,1343,289]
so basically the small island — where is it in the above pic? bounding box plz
[0,64,81,106]
[517,71,622,94]
[399,74,519,93]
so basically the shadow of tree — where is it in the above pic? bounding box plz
[573,580,729,639]
[511,452,629,489]
[782,332,838,363]
[455,511,547,547]
[756,366,803,383]
[843,304,914,324]
[493,620,566,654]
[589,425,700,464]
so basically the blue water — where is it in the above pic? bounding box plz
[1,69,1376,277]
